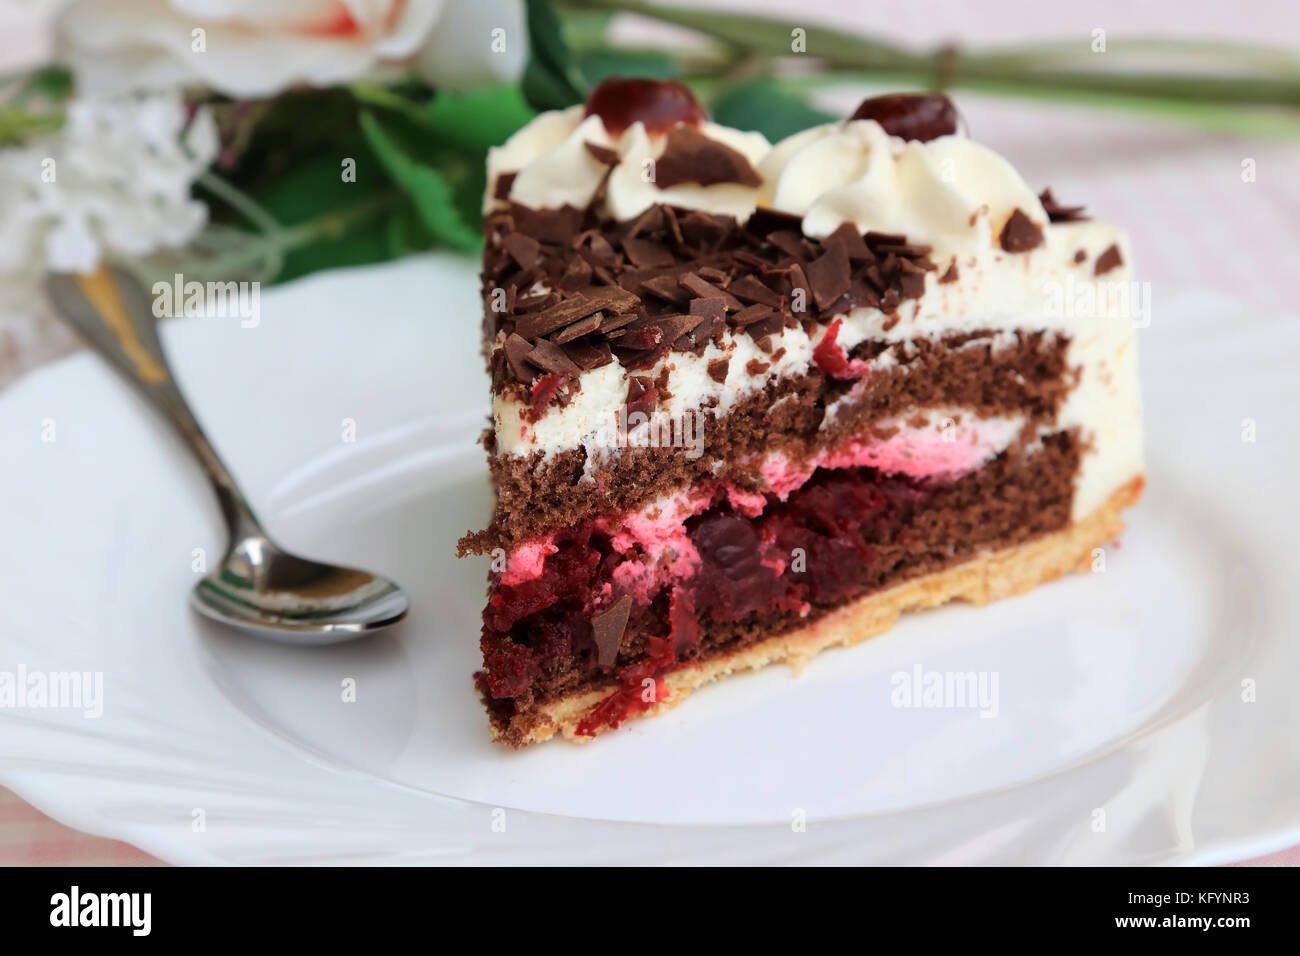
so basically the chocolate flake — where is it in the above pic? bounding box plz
[502,232,540,270]
[731,303,774,327]
[640,273,689,303]
[597,311,639,333]
[553,312,603,344]
[653,127,762,189]
[628,206,664,237]
[652,313,704,344]
[745,207,803,238]
[864,230,908,248]
[999,208,1044,253]
[707,357,730,383]
[1094,244,1123,276]
[558,255,593,291]
[526,338,580,374]
[492,172,516,201]
[510,203,582,244]
[824,222,874,262]
[678,210,734,249]
[680,272,742,311]
[939,258,959,284]
[689,296,727,322]
[503,333,539,382]
[767,230,809,261]
[591,595,632,668]
[514,293,602,341]
[729,274,782,308]
[897,258,928,299]
[561,338,613,371]
[484,198,941,394]
[806,244,852,310]
[1039,188,1088,224]
[621,236,675,267]
[584,141,620,166]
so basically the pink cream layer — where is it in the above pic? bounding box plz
[499,410,1027,597]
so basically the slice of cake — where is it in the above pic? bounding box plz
[459,80,1144,747]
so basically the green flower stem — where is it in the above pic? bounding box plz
[197,170,284,237]
[197,170,288,279]
[0,105,64,145]
[971,37,1300,74]
[780,70,1300,140]
[348,83,432,124]
[276,190,405,248]
[144,188,406,287]
[567,0,1300,128]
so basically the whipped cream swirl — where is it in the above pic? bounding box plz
[488,106,1051,258]
[758,119,1047,258]
[485,105,770,222]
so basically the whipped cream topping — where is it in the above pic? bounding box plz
[485,105,770,222]
[490,106,1049,261]
[758,120,1047,258]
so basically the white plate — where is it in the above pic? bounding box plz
[2,254,1297,865]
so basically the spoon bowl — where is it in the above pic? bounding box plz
[47,266,409,644]
[192,535,409,642]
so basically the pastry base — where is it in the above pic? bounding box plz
[492,476,1143,747]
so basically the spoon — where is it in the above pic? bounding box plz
[45,265,409,644]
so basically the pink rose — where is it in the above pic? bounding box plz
[57,0,526,98]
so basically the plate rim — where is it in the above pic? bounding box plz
[2,255,1297,866]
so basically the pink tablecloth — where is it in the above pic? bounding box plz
[0,786,1295,866]
[0,789,158,866]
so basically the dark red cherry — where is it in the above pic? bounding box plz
[849,93,959,142]
[584,77,706,136]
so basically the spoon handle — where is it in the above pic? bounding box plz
[45,265,263,540]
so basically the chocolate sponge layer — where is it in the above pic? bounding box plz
[461,329,1074,552]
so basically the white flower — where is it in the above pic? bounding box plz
[56,0,527,99]
[1,90,218,275]
[0,89,218,387]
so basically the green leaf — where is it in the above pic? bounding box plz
[29,66,74,100]
[577,49,680,85]
[253,152,394,282]
[359,110,481,251]
[522,0,587,110]
[710,80,836,141]
[279,214,391,283]
[385,205,437,259]
[561,9,616,51]
[424,86,535,151]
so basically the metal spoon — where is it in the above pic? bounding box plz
[46,265,409,644]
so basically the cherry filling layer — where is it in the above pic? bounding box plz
[478,429,1080,737]
[481,462,958,733]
